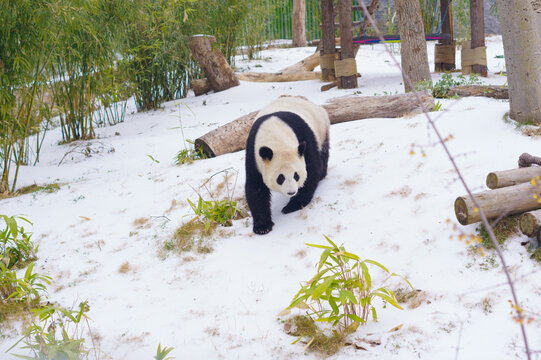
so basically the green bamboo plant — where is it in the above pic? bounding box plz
[122,0,197,112]
[48,0,120,143]
[0,0,56,194]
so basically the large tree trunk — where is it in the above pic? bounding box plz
[495,0,541,124]
[194,92,434,157]
[395,0,432,92]
[189,35,239,92]
[292,0,307,47]
[337,0,358,89]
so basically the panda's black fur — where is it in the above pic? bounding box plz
[245,108,329,235]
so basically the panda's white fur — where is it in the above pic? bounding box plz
[254,117,307,196]
[256,96,329,152]
[245,96,330,235]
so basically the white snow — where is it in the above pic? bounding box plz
[1,36,541,359]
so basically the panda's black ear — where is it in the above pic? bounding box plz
[259,146,273,161]
[298,141,306,157]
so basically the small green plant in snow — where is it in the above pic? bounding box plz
[155,344,175,360]
[282,236,411,336]
[10,301,98,360]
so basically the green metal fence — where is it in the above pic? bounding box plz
[265,0,372,42]
[266,0,322,41]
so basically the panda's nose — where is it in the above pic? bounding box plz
[287,191,296,196]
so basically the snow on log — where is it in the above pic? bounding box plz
[194,92,435,157]
[519,209,541,237]
[486,167,541,189]
[189,35,239,92]
[454,182,541,225]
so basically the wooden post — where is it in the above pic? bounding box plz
[435,0,455,72]
[337,0,358,88]
[465,0,488,76]
[470,0,487,75]
[292,0,307,47]
[320,0,336,82]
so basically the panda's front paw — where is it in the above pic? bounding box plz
[253,221,274,235]
[282,202,302,214]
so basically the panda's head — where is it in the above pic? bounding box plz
[258,142,307,197]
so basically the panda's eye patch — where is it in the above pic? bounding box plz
[294,172,300,181]
[277,174,285,185]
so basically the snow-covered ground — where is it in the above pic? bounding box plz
[2,36,541,359]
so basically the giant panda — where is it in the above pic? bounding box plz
[245,96,330,235]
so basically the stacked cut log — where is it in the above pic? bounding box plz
[454,154,541,240]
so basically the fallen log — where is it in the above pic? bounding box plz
[519,209,541,237]
[236,52,321,83]
[486,167,541,189]
[189,35,239,92]
[236,71,321,82]
[444,85,508,99]
[194,92,435,157]
[323,91,434,124]
[195,111,258,157]
[454,182,541,225]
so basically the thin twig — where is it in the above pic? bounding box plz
[357,1,530,358]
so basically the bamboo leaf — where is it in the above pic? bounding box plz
[339,289,358,305]
[359,261,372,290]
[347,314,365,323]
[363,259,390,273]
[311,274,337,300]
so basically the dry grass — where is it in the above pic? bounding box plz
[167,221,216,255]
[284,315,347,356]
[119,262,131,274]
[520,126,541,137]
[0,183,61,199]
[133,217,149,228]
[388,185,412,198]
[477,214,521,249]
[0,298,40,330]
[394,288,427,309]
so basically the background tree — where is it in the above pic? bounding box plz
[292,0,307,47]
[395,0,432,92]
[496,0,541,124]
